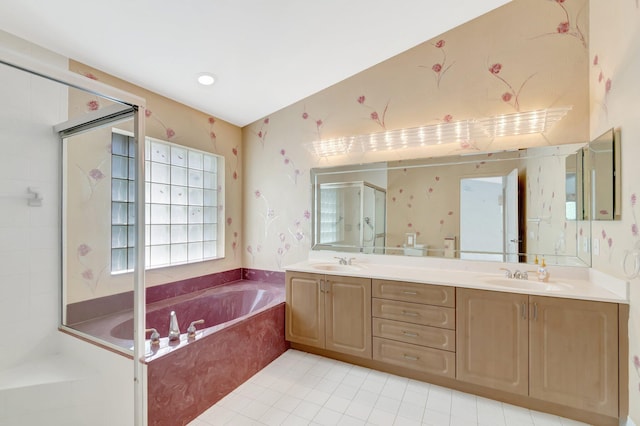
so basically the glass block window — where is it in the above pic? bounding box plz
[111,132,137,272]
[111,131,223,273]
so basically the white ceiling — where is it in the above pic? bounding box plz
[0,0,509,127]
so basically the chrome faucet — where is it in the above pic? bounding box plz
[168,311,180,341]
[145,328,160,346]
[187,319,205,339]
[334,256,356,265]
[500,268,528,280]
[499,267,513,278]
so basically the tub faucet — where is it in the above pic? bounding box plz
[187,319,205,339]
[145,328,160,346]
[168,311,180,341]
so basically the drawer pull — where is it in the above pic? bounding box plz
[403,354,419,361]
[401,331,418,337]
[401,310,419,317]
[402,291,418,295]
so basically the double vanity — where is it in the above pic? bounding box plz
[284,254,629,426]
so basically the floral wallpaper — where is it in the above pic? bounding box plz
[243,0,639,420]
[66,61,242,304]
[589,0,640,420]
[242,0,590,272]
[58,0,638,418]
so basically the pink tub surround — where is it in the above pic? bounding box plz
[145,281,287,425]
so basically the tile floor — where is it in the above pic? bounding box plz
[188,349,591,426]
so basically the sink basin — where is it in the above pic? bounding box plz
[480,276,573,292]
[310,263,363,272]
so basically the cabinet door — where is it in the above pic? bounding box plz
[529,296,618,416]
[285,272,324,348]
[325,275,372,359]
[456,288,529,395]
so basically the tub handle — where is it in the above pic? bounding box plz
[145,328,160,346]
[187,319,205,338]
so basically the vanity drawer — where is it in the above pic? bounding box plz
[373,337,455,378]
[373,298,455,330]
[373,318,455,352]
[373,279,455,307]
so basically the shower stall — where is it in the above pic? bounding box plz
[0,33,146,426]
[316,181,386,254]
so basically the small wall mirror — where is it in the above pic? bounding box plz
[583,128,621,221]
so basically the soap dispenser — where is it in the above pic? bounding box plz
[537,258,549,282]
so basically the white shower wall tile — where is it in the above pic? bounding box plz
[0,247,30,278]
[0,31,138,426]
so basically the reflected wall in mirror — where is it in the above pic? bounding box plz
[311,143,596,267]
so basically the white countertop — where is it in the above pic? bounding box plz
[285,252,629,304]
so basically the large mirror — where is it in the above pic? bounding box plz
[312,142,609,267]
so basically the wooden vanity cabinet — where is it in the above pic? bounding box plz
[285,271,324,348]
[457,288,619,417]
[285,271,372,359]
[456,289,529,395]
[529,295,619,416]
[372,279,456,378]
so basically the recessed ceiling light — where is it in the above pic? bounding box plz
[197,73,216,86]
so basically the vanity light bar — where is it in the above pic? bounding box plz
[305,106,572,157]
[479,106,572,138]
[305,120,487,157]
